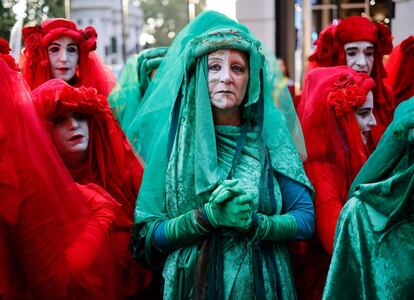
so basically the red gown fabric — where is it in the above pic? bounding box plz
[295,66,376,300]
[21,18,116,96]
[0,40,120,300]
[385,35,414,106]
[305,16,395,144]
[32,79,152,298]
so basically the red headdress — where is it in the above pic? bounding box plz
[308,16,394,141]
[300,66,375,195]
[32,79,151,296]
[385,35,414,105]
[22,18,116,96]
[0,56,121,299]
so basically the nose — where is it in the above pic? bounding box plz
[66,116,80,130]
[356,53,367,67]
[368,113,377,127]
[58,49,68,62]
[219,65,232,84]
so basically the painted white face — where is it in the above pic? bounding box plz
[354,91,377,144]
[344,41,375,75]
[51,111,89,165]
[208,49,249,112]
[48,36,79,82]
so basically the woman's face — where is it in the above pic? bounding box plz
[354,91,377,144]
[344,41,374,75]
[48,36,79,82]
[208,49,249,111]
[51,111,89,165]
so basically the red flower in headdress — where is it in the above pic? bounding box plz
[81,26,97,51]
[23,25,44,50]
[327,74,368,116]
[375,22,393,55]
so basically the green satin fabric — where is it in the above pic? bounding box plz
[323,97,414,299]
[108,47,168,133]
[162,126,297,299]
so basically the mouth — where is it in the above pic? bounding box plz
[69,134,84,142]
[57,67,70,72]
[217,90,235,95]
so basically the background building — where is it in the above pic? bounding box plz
[71,0,144,65]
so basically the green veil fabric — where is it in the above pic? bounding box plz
[108,47,168,131]
[130,11,312,299]
[323,97,414,299]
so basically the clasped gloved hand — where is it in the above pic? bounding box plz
[204,179,255,231]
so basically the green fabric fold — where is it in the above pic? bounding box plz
[324,96,414,299]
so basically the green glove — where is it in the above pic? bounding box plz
[164,209,212,249]
[204,180,255,230]
[255,213,297,241]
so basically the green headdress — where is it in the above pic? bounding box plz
[108,47,168,131]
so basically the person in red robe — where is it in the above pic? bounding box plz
[31,79,153,299]
[295,66,377,299]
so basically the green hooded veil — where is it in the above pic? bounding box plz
[131,11,312,299]
[323,97,414,299]
[108,47,168,131]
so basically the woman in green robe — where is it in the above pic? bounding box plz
[323,97,414,299]
[131,11,315,299]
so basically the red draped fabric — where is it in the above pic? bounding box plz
[294,66,375,300]
[0,41,119,299]
[385,35,414,105]
[32,79,152,298]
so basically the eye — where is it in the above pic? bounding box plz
[346,50,356,57]
[357,110,370,118]
[364,50,374,57]
[67,45,78,54]
[52,115,65,125]
[48,46,60,53]
[208,63,221,71]
[72,112,86,121]
[231,65,245,73]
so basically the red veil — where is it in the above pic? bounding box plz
[0,40,120,299]
[32,79,151,297]
[21,18,116,96]
[294,66,375,299]
[385,35,414,105]
[307,16,394,142]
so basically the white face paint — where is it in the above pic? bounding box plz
[48,36,79,82]
[354,91,377,144]
[51,111,89,165]
[344,41,375,75]
[208,49,249,112]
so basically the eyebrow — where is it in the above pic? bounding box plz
[48,42,78,47]
[208,56,223,61]
[345,46,374,51]
[357,107,372,111]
